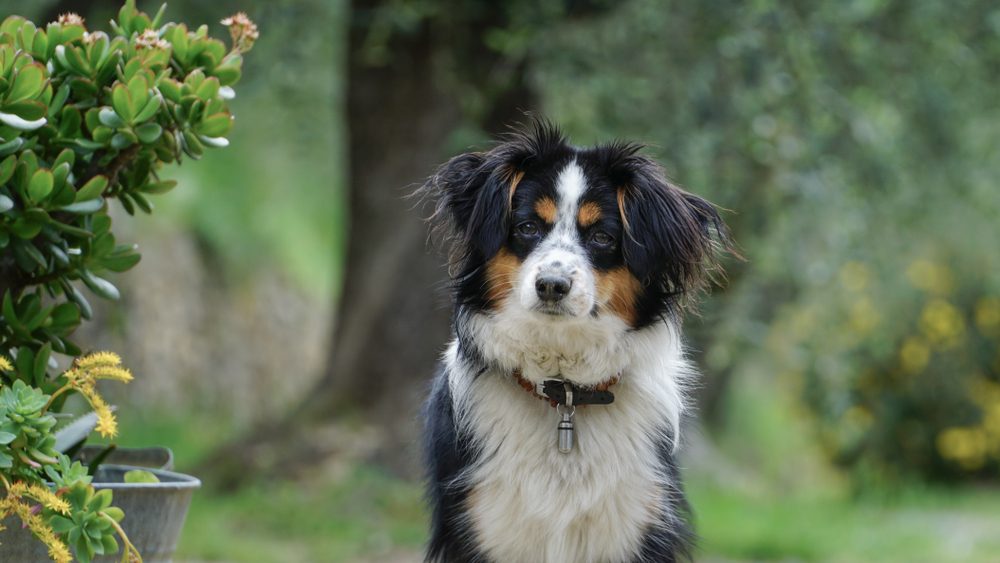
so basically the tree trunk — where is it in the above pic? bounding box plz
[295,19,462,474]
[199,0,538,487]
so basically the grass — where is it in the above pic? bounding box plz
[107,410,428,562]
[179,467,426,562]
[689,478,1000,562]
[104,411,1000,562]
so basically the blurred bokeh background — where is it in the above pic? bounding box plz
[4,0,1000,561]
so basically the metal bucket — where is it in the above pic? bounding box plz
[0,464,200,562]
[76,445,176,471]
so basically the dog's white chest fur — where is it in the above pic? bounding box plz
[446,322,692,563]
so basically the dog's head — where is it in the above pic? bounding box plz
[421,120,732,329]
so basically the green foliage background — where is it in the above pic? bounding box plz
[530,0,1000,483]
[4,0,999,560]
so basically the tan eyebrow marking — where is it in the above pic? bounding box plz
[578,201,602,227]
[507,170,524,208]
[616,187,630,233]
[534,197,557,224]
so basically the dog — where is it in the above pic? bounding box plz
[419,120,731,563]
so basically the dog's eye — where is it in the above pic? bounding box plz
[516,221,540,237]
[590,231,616,248]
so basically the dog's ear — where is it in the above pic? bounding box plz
[420,119,567,262]
[420,151,522,261]
[606,147,733,303]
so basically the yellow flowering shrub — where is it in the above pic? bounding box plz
[770,255,1000,482]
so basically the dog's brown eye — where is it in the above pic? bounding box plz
[516,221,539,237]
[590,231,615,248]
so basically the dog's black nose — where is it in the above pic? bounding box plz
[536,275,572,302]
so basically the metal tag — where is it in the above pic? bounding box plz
[557,381,575,453]
[557,407,575,453]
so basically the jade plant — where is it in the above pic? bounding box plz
[0,2,256,561]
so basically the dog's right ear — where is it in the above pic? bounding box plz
[419,150,521,262]
[419,119,566,264]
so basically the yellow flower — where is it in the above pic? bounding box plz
[937,427,987,469]
[0,355,12,372]
[899,336,931,374]
[71,351,132,383]
[2,490,72,563]
[60,351,133,437]
[75,351,122,370]
[47,540,73,563]
[78,385,118,438]
[839,261,870,292]
[967,376,1000,409]
[7,482,71,515]
[95,414,118,438]
[983,403,1000,437]
[919,299,965,348]
[90,365,134,383]
[63,368,85,385]
[849,297,880,334]
[976,297,1000,333]
[906,259,954,295]
[32,486,70,516]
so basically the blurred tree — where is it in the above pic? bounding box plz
[534,0,1000,483]
[25,0,998,488]
[201,0,609,485]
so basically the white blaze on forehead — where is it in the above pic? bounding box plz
[552,160,587,241]
[554,160,587,216]
[523,159,595,317]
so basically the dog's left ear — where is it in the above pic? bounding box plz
[607,149,733,302]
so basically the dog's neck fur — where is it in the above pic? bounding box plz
[457,302,635,384]
[446,307,693,563]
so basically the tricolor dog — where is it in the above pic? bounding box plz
[419,121,732,563]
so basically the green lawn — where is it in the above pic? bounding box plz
[689,478,1000,562]
[106,412,1000,562]
[179,467,426,562]
[107,411,428,561]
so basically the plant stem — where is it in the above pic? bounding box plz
[0,257,76,300]
[81,144,142,194]
[101,511,142,562]
[0,262,23,300]
[42,384,73,413]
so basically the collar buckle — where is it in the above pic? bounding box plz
[525,376,616,407]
